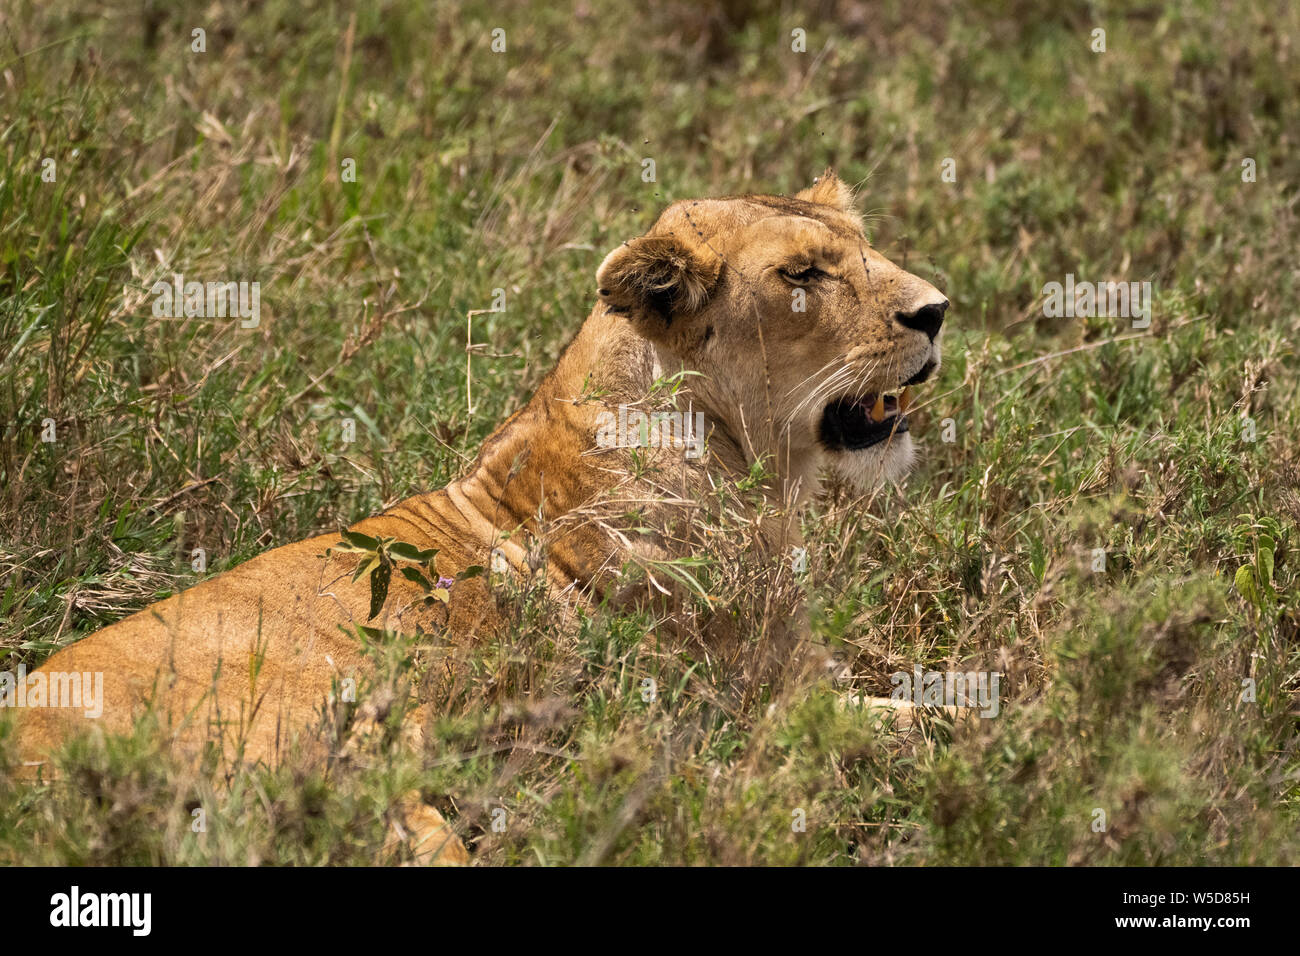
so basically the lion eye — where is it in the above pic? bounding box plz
[778,265,824,285]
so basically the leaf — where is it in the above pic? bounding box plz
[330,540,376,555]
[352,555,381,583]
[1257,544,1275,589]
[389,541,438,563]
[400,566,432,591]
[368,561,392,620]
[1234,565,1257,604]
[458,565,485,580]
[340,529,381,552]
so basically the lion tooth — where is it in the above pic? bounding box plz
[899,386,912,413]
[871,395,885,421]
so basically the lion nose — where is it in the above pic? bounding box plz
[896,300,948,340]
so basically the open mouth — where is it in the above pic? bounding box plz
[819,386,914,451]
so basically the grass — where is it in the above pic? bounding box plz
[1,0,1297,865]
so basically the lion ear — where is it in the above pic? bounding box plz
[796,169,858,215]
[596,234,720,331]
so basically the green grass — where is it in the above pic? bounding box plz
[1,0,1297,865]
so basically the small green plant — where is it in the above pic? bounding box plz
[327,530,482,619]
[1232,515,1284,610]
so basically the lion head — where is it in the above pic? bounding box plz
[595,171,949,499]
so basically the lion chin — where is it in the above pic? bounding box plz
[826,432,917,492]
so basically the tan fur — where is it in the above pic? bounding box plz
[13,172,948,864]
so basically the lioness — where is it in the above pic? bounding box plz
[13,171,947,862]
